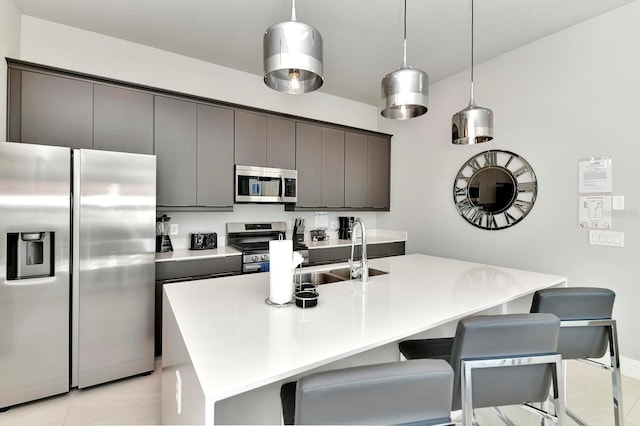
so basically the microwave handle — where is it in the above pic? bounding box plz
[281,176,285,197]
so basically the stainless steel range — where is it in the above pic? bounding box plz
[226,221,309,274]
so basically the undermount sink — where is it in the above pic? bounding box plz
[295,271,344,285]
[294,267,389,286]
[328,267,389,280]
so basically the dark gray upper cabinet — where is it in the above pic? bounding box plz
[20,71,93,149]
[235,111,296,170]
[344,132,368,208]
[93,84,153,154]
[197,104,234,207]
[321,127,345,208]
[367,135,391,209]
[154,96,197,206]
[234,110,267,166]
[266,117,295,170]
[295,123,322,207]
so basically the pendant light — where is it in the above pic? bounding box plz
[263,0,323,94]
[380,0,429,120]
[452,0,493,144]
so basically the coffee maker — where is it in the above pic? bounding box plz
[338,216,354,240]
[156,214,173,252]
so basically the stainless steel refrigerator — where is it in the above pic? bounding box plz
[0,142,156,409]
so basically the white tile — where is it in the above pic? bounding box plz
[0,393,70,426]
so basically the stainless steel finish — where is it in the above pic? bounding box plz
[293,267,387,286]
[461,354,566,426]
[0,142,71,409]
[452,0,493,144]
[263,0,323,94]
[349,218,369,282]
[560,319,623,426]
[227,221,287,235]
[235,165,298,204]
[74,149,156,388]
[328,267,388,281]
[380,0,429,120]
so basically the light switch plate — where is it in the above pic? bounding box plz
[589,230,624,247]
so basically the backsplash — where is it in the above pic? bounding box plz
[161,204,379,249]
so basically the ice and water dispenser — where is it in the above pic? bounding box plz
[6,232,55,280]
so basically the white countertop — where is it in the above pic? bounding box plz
[155,229,406,261]
[155,246,241,263]
[163,253,566,406]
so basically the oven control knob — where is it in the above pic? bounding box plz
[251,255,260,262]
[261,254,269,261]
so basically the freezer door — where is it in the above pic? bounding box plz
[0,142,71,409]
[73,149,156,388]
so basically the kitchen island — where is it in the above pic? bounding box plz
[161,254,567,424]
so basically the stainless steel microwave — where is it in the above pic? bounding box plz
[235,165,297,203]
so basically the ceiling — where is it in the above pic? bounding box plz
[13,0,636,106]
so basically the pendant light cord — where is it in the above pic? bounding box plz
[291,0,297,21]
[401,0,408,68]
[469,0,476,105]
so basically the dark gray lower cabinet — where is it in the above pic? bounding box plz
[308,242,405,266]
[155,256,242,355]
[93,84,154,154]
[18,70,93,149]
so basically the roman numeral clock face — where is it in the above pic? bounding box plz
[453,150,538,230]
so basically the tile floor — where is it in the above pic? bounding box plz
[1,358,639,425]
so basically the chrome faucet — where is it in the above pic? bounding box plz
[349,218,368,282]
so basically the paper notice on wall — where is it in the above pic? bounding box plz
[578,195,612,228]
[578,157,612,194]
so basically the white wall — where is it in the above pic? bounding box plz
[378,1,640,373]
[0,0,21,140]
[18,16,378,131]
[16,16,381,242]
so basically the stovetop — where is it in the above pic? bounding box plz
[230,241,308,253]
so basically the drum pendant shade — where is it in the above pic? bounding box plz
[263,0,323,94]
[452,0,493,144]
[380,0,429,120]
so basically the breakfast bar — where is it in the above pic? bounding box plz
[160,254,567,424]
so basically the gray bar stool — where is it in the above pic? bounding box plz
[399,313,566,426]
[530,287,622,426]
[280,359,454,425]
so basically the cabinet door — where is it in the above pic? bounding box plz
[235,110,266,166]
[197,104,234,207]
[93,84,153,154]
[367,135,391,210]
[154,96,197,206]
[266,117,295,169]
[321,127,345,208]
[295,123,322,207]
[344,132,368,208]
[21,71,93,149]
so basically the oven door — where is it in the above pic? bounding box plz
[243,260,270,274]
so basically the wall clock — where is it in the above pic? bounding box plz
[453,150,537,230]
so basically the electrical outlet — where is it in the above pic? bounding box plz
[170,224,179,235]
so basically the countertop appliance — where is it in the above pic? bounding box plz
[0,142,156,409]
[190,232,217,250]
[156,214,173,252]
[339,216,355,240]
[227,221,308,274]
[235,165,297,204]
